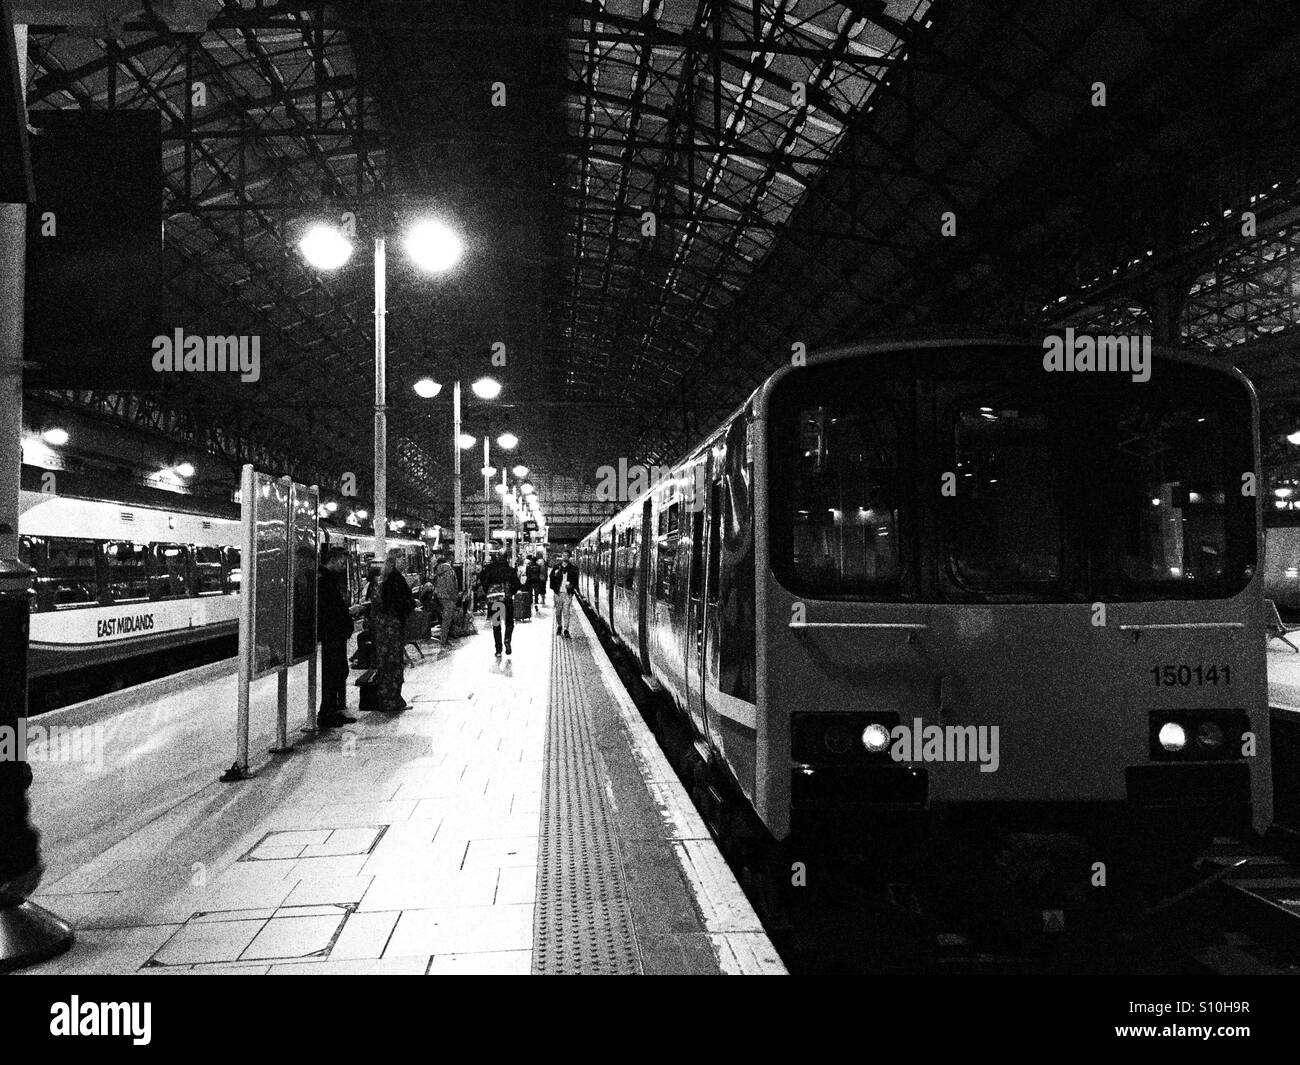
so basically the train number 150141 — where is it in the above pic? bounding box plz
[1150,664,1231,687]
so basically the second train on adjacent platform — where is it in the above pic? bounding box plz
[578,337,1273,877]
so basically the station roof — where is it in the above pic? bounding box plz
[20,0,1300,517]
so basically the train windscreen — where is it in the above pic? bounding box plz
[768,344,1257,603]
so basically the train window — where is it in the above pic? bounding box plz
[786,403,905,593]
[150,543,192,599]
[103,541,149,603]
[666,501,680,536]
[656,538,674,601]
[948,407,1062,590]
[223,546,242,591]
[21,536,52,611]
[45,538,99,608]
[690,509,704,598]
[195,546,225,595]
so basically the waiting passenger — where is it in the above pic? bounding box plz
[373,549,414,711]
[432,554,460,647]
[549,551,579,639]
[316,547,358,729]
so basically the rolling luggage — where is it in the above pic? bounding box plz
[356,669,380,712]
[513,590,531,622]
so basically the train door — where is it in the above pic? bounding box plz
[637,498,652,671]
[702,462,725,762]
[607,528,615,623]
[685,453,712,740]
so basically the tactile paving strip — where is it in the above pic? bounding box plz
[532,634,642,974]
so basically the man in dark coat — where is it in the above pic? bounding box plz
[477,550,521,658]
[316,547,357,728]
[548,551,579,638]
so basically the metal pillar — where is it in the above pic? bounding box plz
[453,379,462,568]
[482,434,490,552]
[373,234,387,563]
[0,19,73,972]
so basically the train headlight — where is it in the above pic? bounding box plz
[861,723,892,753]
[824,725,852,755]
[1157,721,1187,752]
[1195,721,1224,751]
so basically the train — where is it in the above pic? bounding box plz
[17,472,430,695]
[578,336,1273,896]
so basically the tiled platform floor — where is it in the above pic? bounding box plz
[22,608,550,975]
[20,596,783,975]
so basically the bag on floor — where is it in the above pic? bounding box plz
[452,606,477,637]
[356,669,380,712]
[513,590,531,622]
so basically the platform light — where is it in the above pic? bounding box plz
[481,465,497,477]
[403,219,464,273]
[298,223,353,270]
[413,377,442,399]
[512,465,529,478]
[497,432,518,450]
[324,500,338,513]
[521,482,535,495]
[174,461,196,478]
[458,434,477,449]
[1157,721,1187,752]
[41,427,69,446]
[1289,430,1300,446]
[356,509,369,520]
[494,483,508,495]
[861,723,891,753]
[1276,487,1293,498]
[471,377,502,400]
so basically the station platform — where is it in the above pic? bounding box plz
[18,600,784,976]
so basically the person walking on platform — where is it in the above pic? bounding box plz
[432,554,460,647]
[477,550,521,658]
[316,547,358,728]
[549,551,579,638]
[373,548,414,711]
[525,553,544,606]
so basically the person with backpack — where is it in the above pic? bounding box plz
[525,554,544,606]
[477,550,521,657]
[549,551,579,639]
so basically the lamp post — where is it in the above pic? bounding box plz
[412,375,499,586]
[299,216,463,567]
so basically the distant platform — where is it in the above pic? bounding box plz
[18,599,783,975]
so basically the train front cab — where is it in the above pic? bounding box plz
[750,340,1272,878]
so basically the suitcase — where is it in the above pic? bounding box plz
[356,669,380,712]
[513,590,532,622]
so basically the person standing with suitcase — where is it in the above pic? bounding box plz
[477,550,521,658]
[549,551,579,639]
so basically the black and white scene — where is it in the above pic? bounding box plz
[1,0,1298,1046]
